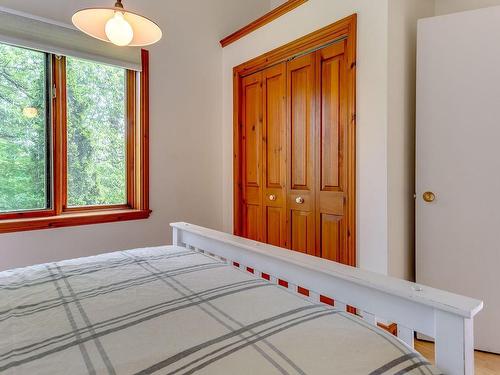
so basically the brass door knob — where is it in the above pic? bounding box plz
[268,194,276,201]
[423,191,436,203]
[295,197,305,204]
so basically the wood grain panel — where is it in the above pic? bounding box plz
[245,204,261,241]
[0,209,150,234]
[289,59,313,189]
[266,206,283,247]
[321,214,345,262]
[291,210,315,255]
[320,48,344,191]
[315,42,349,263]
[264,66,285,189]
[241,72,263,241]
[243,80,262,187]
[287,53,315,254]
[262,63,287,247]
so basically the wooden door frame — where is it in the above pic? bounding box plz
[233,14,357,266]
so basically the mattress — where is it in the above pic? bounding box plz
[0,246,442,375]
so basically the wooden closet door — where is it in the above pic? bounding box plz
[241,71,263,241]
[234,16,357,266]
[315,42,350,263]
[287,53,316,255]
[262,63,287,247]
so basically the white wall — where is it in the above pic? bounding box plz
[435,0,500,15]
[222,0,390,274]
[0,0,270,271]
[387,0,435,280]
[270,0,287,9]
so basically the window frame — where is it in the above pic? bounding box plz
[0,49,151,233]
[0,50,54,221]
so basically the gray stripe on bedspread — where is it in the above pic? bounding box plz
[45,265,96,375]
[123,250,306,375]
[171,310,338,375]
[0,261,224,323]
[0,281,272,372]
[0,278,261,363]
[336,313,428,375]
[169,252,309,375]
[136,309,337,375]
[0,250,194,291]
[393,361,435,375]
[54,264,116,375]
[368,353,421,375]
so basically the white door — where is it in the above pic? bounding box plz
[416,8,500,354]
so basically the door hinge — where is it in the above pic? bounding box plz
[52,84,57,99]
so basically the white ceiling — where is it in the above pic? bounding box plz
[0,0,272,39]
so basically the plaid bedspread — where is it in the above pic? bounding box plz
[0,246,442,375]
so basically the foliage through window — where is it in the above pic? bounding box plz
[0,42,150,231]
[66,57,127,207]
[0,44,49,213]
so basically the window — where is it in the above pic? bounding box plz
[0,44,50,213]
[66,57,127,208]
[0,43,150,233]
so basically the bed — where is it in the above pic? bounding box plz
[0,223,483,375]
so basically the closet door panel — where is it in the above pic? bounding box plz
[315,42,349,261]
[245,205,262,241]
[241,72,263,241]
[262,63,287,247]
[321,214,346,263]
[266,207,285,246]
[290,65,311,189]
[321,57,342,191]
[291,210,315,254]
[287,53,316,255]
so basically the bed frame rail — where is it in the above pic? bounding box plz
[171,222,483,375]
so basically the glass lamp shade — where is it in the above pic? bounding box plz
[72,6,162,47]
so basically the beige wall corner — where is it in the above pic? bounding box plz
[270,0,288,10]
[435,0,500,15]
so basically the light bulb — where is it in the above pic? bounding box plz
[105,12,133,46]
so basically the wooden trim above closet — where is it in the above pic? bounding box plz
[220,0,308,48]
[233,14,357,77]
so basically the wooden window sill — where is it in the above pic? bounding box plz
[0,209,151,234]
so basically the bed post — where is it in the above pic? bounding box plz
[435,311,474,375]
[172,227,180,246]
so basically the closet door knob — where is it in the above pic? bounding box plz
[295,197,305,204]
[423,191,436,203]
[268,194,276,201]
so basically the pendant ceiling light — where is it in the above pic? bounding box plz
[72,0,162,47]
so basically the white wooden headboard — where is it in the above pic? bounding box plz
[171,222,483,375]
